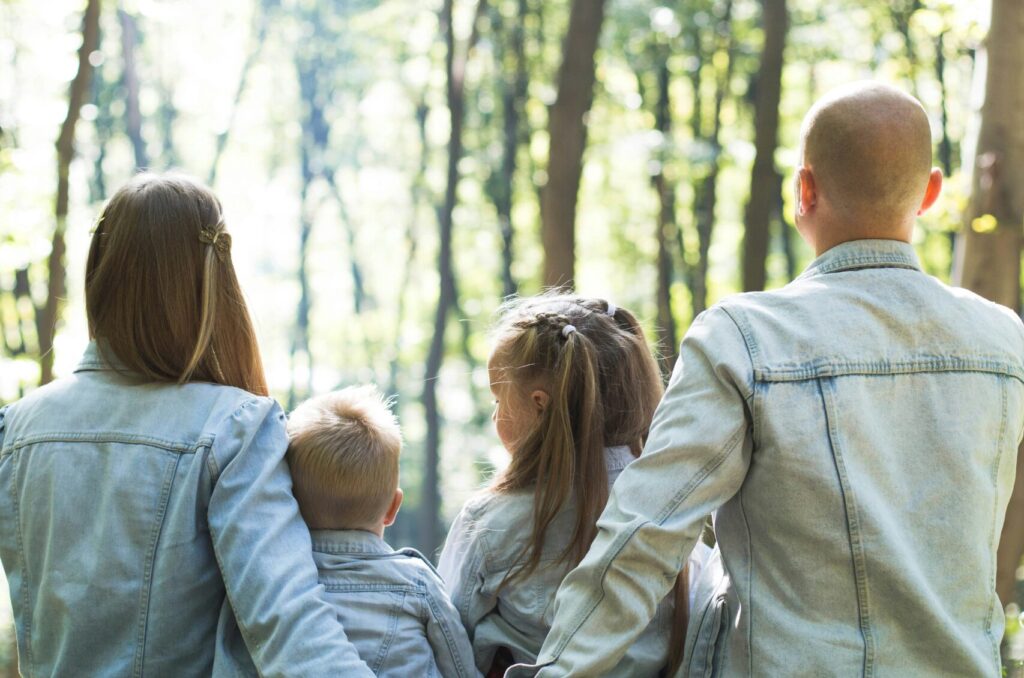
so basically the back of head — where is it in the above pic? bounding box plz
[490,293,664,578]
[86,172,267,395]
[800,82,933,232]
[286,386,402,530]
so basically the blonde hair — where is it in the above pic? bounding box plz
[85,172,267,395]
[286,386,402,530]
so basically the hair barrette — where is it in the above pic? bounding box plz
[198,221,231,263]
[606,302,617,317]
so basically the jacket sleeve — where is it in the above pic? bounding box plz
[507,306,755,677]
[207,397,373,677]
[423,568,484,678]
[438,503,497,639]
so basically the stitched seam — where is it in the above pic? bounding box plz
[739,486,753,676]
[321,582,421,593]
[717,306,758,399]
[819,379,874,677]
[547,427,744,660]
[424,587,467,676]
[10,450,33,674]
[985,384,1009,669]
[372,590,403,673]
[756,359,1024,383]
[9,432,205,454]
[133,451,181,677]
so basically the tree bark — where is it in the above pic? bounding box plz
[39,0,101,386]
[117,6,147,170]
[951,0,1024,607]
[742,0,787,292]
[422,0,487,558]
[540,0,608,289]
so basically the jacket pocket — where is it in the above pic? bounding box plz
[686,595,729,678]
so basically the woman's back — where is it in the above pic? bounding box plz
[0,343,366,677]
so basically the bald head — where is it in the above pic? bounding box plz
[799,82,933,234]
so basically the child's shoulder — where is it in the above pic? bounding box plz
[458,486,534,526]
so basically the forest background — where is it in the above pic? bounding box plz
[2,0,1023,671]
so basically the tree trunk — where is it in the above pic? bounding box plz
[649,58,678,374]
[540,0,608,289]
[208,0,269,186]
[39,0,101,386]
[117,7,147,170]
[742,0,787,292]
[951,0,1024,607]
[422,0,487,558]
[690,0,735,318]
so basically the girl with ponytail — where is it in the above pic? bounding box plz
[438,293,711,677]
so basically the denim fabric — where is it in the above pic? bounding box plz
[508,240,1024,678]
[310,529,479,678]
[440,446,709,676]
[0,342,372,677]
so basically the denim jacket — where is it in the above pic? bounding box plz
[311,529,479,678]
[440,446,709,676]
[509,240,1024,678]
[0,343,372,677]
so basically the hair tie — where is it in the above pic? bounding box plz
[561,324,577,338]
[198,221,231,263]
[606,302,617,317]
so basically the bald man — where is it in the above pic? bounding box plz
[508,82,1024,677]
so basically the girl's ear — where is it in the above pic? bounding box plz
[531,389,551,413]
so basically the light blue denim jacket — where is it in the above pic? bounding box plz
[440,446,708,676]
[0,343,372,677]
[311,529,479,678]
[509,240,1024,678]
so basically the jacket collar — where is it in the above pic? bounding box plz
[310,529,394,556]
[795,239,922,282]
[74,340,129,373]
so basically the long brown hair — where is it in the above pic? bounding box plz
[85,172,268,395]
[489,294,663,577]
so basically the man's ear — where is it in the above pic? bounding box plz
[917,168,943,215]
[383,488,404,527]
[796,166,817,216]
[530,389,551,414]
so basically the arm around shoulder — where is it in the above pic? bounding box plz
[207,396,372,677]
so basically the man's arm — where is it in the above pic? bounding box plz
[508,306,755,676]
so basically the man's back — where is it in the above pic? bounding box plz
[511,239,1024,678]
[702,239,1024,676]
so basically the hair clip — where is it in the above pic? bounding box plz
[561,324,577,338]
[198,223,231,263]
[606,302,617,317]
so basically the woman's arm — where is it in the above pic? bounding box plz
[207,397,373,677]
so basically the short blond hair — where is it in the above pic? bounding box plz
[286,386,402,530]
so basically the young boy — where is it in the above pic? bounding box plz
[287,386,479,678]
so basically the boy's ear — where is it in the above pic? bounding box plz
[383,488,403,527]
[917,168,943,215]
[530,389,551,413]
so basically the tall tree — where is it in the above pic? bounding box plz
[118,6,147,170]
[38,0,101,385]
[422,0,487,557]
[742,0,787,292]
[689,0,735,318]
[951,0,1024,607]
[540,0,608,289]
